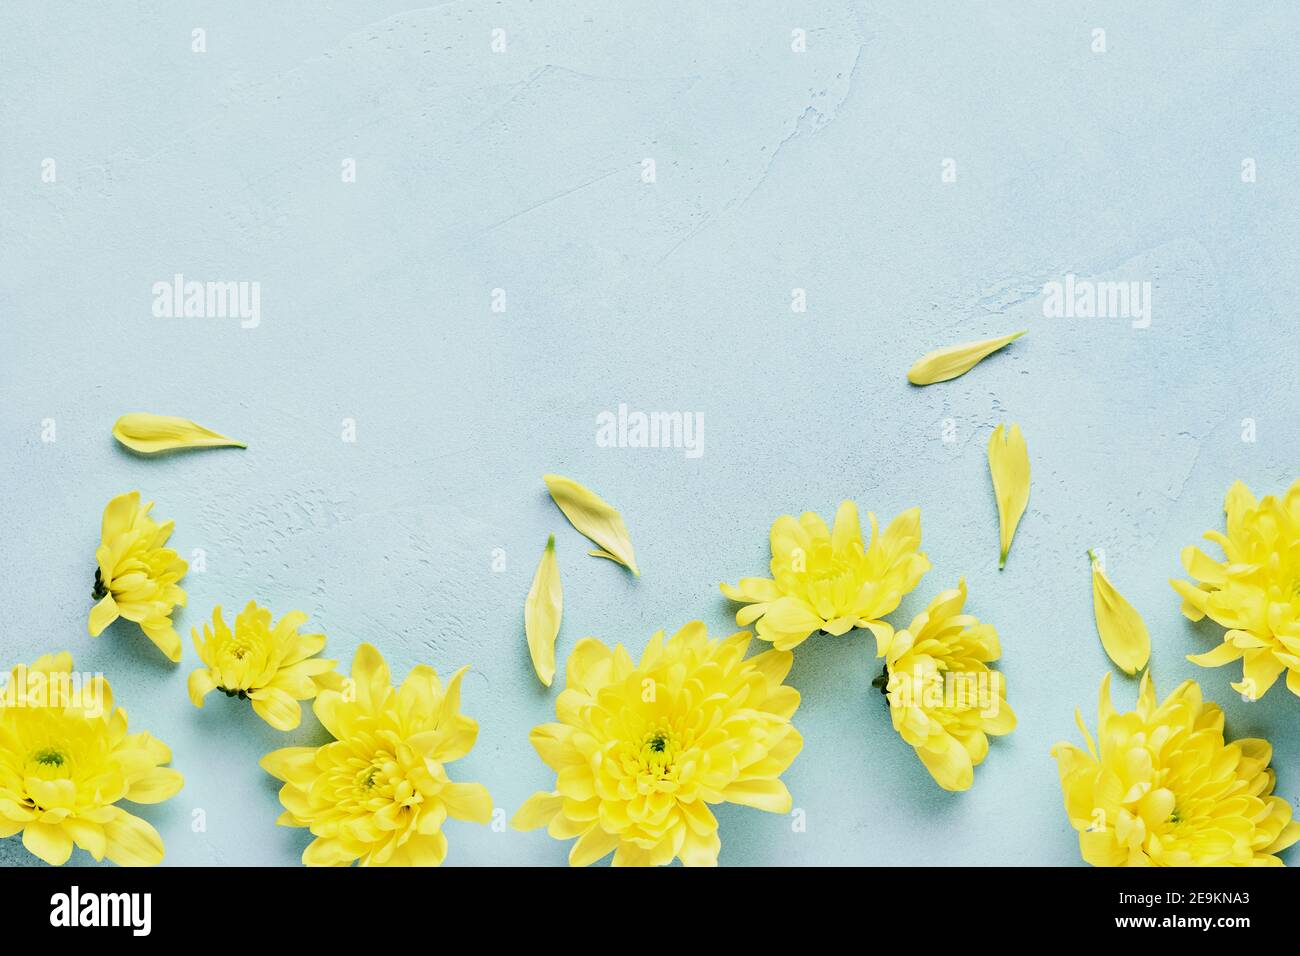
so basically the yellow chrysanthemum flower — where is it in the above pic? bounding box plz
[0,652,183,866]
[511,622,802,866]
[872,580,1014,791]
[188,602,342,731]
[1052,672,1300,866]
[721,501,929,651]
[261,643,492,866]
[1171,479,1300,700]
[88,491,188,662]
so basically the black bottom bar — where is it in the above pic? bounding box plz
[0,864,1285,941]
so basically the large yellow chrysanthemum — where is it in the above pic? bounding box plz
[511,622,802,866]
[1171,479,1300,700]
[88,491,188,661]
[1052,672,1300,866]
[0,653,184,866]
[188,602,342,731]
[721,501,929,651]
[261,643,492,866]
[874,580,1014,791]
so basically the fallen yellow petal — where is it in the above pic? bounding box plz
[907,330,1026,385]
[1089,551,1150,675]
[543,474,639,576]
[113,412,245,454]
[525,535,563,686]
[987,423,1029,569]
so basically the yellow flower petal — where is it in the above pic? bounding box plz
[1089,551,1151,675]
[569,824,620,867]
[441,782,493,823]
[511,791,564,831]
[101,808,166,867]
[87,594,119,636]
[124,767,184,804]
[543,473,639,576]
[524,534,563,686]
[259,747,318,785]
[140,621,182,662]
[112,412,245,454]
[250,687,302,731]
[987,423,1030,568]
[907,330,1026,385]
[23,821,73,866]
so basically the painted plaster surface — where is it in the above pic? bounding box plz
[1,2,1298,865]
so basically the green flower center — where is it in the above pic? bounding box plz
[637,728,682,775]
[32,747,66,768]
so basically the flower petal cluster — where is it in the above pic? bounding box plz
[1172,479,1300,700]
[189,601,341,731]
[721,501,929,651]
[1052,673,1300,866]
[512,622,802,866]
[0,653,183,865]
[261,644,492,866]
[88,491,188,661]
[877,580,1014,791]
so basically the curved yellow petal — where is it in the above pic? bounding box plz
[101,808,165,867]
[907,330,1026,385]
[441,782,493,823]
[112,412,245,454]
[250,687,303,731]
[524,535,563,686]
[543,473,639,575]
[139,621,182,662]
[1089,551,1151,675]
[23,822,73,866]
[987,423,1030,568]
[511,791,564,831]
[187,668,217,708]
[88,594,119,636]
[124,767,184,804]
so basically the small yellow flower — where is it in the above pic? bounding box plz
[261,643,492,866]
[0,653,184,866]
[88,491,187,662]
[511,622,802,866]
[873,580,1014,791]
[721,500,929,651]
[1171,479,1300,700]
[1052,672,1300,866]
[188,602,342,731]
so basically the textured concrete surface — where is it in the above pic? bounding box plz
[2,2,1299,866]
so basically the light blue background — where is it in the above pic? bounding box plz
[2,2,1298,867]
